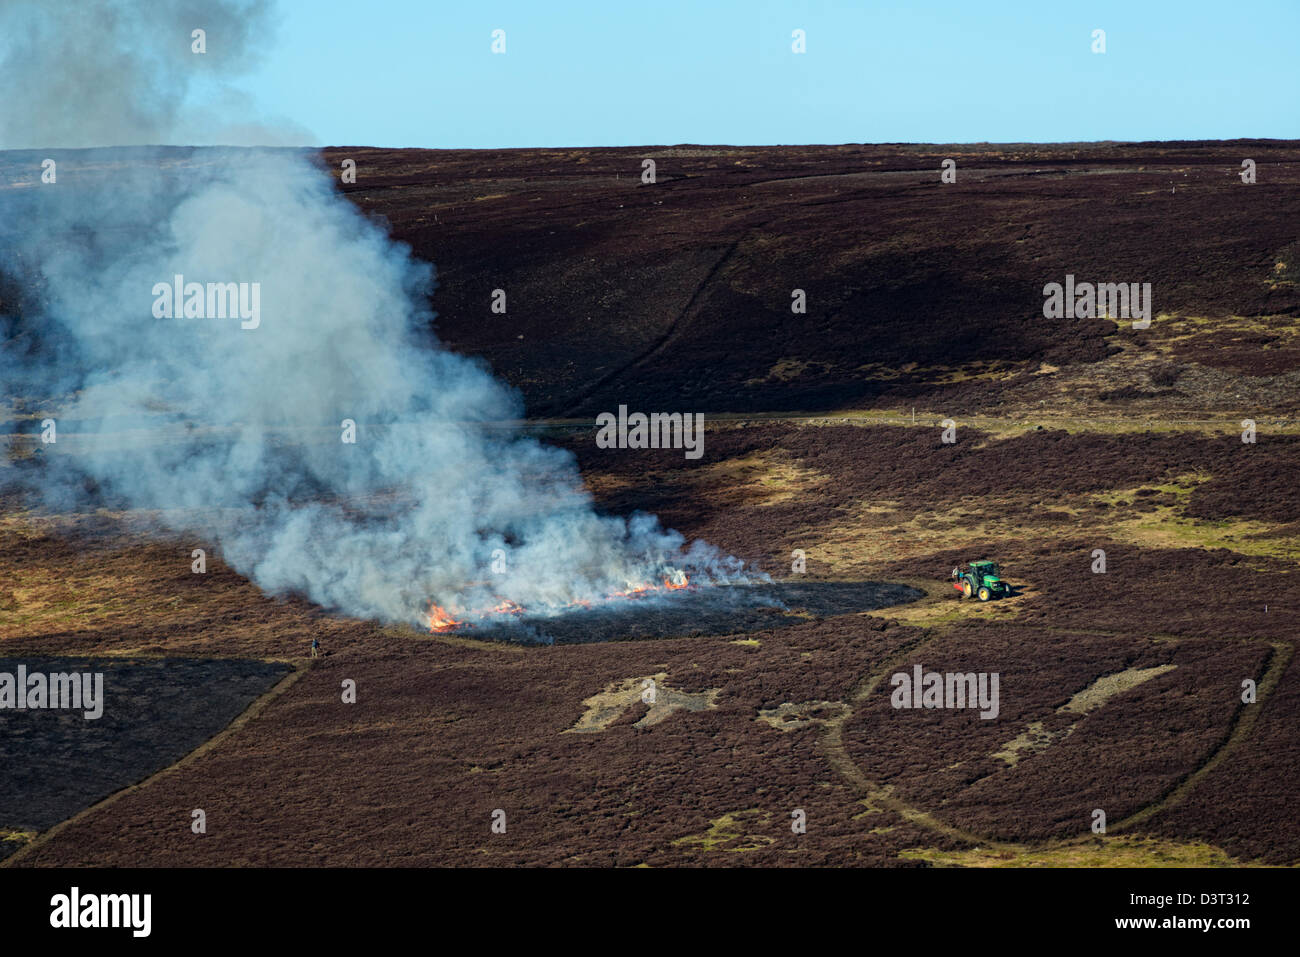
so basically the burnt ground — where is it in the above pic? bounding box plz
[457,580,924,644]
[0,656,290,831]
[2,142,1299,867]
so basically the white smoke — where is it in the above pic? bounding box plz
[0,1,754,628]
[0,0,310,149]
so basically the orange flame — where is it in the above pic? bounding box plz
[427,571,696,630]
[427,602,463,633]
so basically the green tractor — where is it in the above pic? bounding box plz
[951,561,1013,601]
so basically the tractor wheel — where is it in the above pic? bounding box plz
[962,580,973,598]
[978,586,991,602]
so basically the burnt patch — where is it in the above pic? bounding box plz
[0,656,290,833]
[457,579,923,645]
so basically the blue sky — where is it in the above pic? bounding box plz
[245,0,1299,147]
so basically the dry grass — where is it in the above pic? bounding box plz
[671,809,775,852]
[1062,664,1178,715]
[696,451,829,507]
[564,673,719,733]
[756,700,848,731]
[901,836,1269,868]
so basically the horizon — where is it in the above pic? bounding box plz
[3,137,1298,154]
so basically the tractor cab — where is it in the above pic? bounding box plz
[951,560,1012,601]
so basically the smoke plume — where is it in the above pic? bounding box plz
[0,1,755,630]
